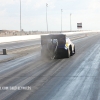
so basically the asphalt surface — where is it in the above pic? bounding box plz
[0,32,100,100]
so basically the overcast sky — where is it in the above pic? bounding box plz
[0,0,100,31]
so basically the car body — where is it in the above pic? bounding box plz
[41,34,75,59]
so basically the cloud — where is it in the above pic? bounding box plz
[33,0,47,9]
[0,0,15,6]
[0,0,33,7]
[88,0,100,13]
[34,0,56,9]
[0,9,6,16]
[22,0,32,6]
[0,0,100,31]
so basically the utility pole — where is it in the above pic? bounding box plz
[70,13,72,31]
[46,3,48,32]
[61,9,63,33]
[20,0,21,32]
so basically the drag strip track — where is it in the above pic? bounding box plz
[0,33,100,100]
[0,32,97,53]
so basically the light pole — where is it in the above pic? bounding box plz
[61,9,63,33]
[70,13,72,31]
[20,0,21,32]
[46,3,48,32]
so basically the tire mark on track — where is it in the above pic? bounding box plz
[0,34,100,100]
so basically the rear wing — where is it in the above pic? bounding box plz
[41,34,66,46]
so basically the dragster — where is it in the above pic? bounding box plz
[41,34,75,59]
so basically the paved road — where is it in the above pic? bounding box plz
[0,32,100,100]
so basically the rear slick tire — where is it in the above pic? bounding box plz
[70,45,73,56]
[67,48,70,58]
[74,46,75,54]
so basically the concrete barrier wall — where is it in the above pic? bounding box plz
[0,30,86,37]
[0,31,96,44]
[0,35,40,43]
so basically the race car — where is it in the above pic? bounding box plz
[41,34,75,59]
